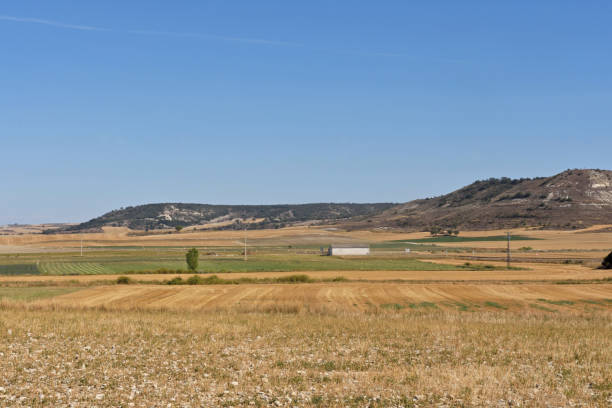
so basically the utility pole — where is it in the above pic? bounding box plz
[244,225,247,261]
[506,231,511,269]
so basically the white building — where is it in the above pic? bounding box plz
[328,244,370,256]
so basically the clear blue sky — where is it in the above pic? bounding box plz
[2,1,611,224]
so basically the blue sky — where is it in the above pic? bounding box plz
[1,1,611,224]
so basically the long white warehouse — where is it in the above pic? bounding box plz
[328,244,370,256]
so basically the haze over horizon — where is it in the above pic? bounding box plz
[2,1,612,224]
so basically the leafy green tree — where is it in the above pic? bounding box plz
[186,248,199,271]
[175,225,184,232]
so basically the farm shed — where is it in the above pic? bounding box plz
[328,244,370,256]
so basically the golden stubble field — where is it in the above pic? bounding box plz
[0,307,610,406]
[0,225,611,406]
[41,282,612,313]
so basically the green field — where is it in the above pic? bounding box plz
[371,242,466,251]
[0,252,503,276]
[45,257,478,275]
[0,264,40,275]
[0,240,532,276]
[392,235,539,243]
[39,262,110,275]
[0,286,79,301]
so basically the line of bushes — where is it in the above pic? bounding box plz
[116,274,348,285]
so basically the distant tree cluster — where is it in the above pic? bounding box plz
[429,226,459,236]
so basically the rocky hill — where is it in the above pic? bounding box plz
[61,203,395,232]
[59,169,611,233]
[347,169,612,231]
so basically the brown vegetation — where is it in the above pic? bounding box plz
[0,307,610,406]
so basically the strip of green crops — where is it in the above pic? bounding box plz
[0,287,79,301]
[39,262,110,275]
[2,255,515,276]
[110,258,508,274]
[0,264,40,275]
[395,235,539,243]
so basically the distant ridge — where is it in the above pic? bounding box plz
[61,169,612,233]
[346,169,612,231]
[61,203,395,232]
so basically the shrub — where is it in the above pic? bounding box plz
[166,277,184,285]
[186,275,204,285]
[275,274,312,283]
[116,276,133,284]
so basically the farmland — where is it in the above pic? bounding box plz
[0,225,611,406]
[43,282,612,312]
[1,306,610,406]
[0,255,508,276]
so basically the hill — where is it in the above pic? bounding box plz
[60,203,395,232]
[59,169,611,233]
[346,169,612,231]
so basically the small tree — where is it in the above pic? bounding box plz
[175,225,184,232]
[429,226,442,236]
[186,248,199,272]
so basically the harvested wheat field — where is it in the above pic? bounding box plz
[1,225,611,406]
[0,306,610,407]
[37,282,611,313]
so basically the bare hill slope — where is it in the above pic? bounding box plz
[355,169,612,231]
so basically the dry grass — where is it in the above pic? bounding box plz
[3,225,611,251]
[19,282,610,313]
[0,307,610,406]
[1,227,611,406]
